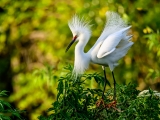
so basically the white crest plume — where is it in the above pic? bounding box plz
[68,15,91,37]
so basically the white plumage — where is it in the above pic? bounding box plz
[66,11,133,77]
[66,11,133,100]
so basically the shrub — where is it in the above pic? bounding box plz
[0,90,24,120]
[38,65,160,120]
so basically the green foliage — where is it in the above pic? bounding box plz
[0,90,24,120]
[145,30,160,81]
[10,65,58,119]
[1,0,160,119]
[38,65,160,120]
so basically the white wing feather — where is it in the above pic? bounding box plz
[97,26,131,58]
[89,11,127,53]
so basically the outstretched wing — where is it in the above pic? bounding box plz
[97,26,131,58]
[89,11,127,53]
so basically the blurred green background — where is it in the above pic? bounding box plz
[0,0,160,119]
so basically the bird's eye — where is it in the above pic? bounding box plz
[73,35,78,40]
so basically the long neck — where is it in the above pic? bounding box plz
[75,34,90,57]
[75,40,87,54]
[73,35,90,78]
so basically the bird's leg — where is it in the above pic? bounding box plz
[102,66,108,99]
[100,72,117,109]
[96,66,107,107]
[112,71,116,101]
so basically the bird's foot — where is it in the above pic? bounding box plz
[96,98,105,107]
[96,100,121,112]
[105,100,121,112]
[105,100,116,108]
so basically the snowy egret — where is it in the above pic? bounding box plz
[66,11,133,100]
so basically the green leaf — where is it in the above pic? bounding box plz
[0,90,9,97]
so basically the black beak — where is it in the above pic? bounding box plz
[65,38,76,52]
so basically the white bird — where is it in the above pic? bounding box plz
[66,11,133,100]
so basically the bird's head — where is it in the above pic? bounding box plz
[66,15,91,52]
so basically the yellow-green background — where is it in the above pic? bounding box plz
[0,0,160,119]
